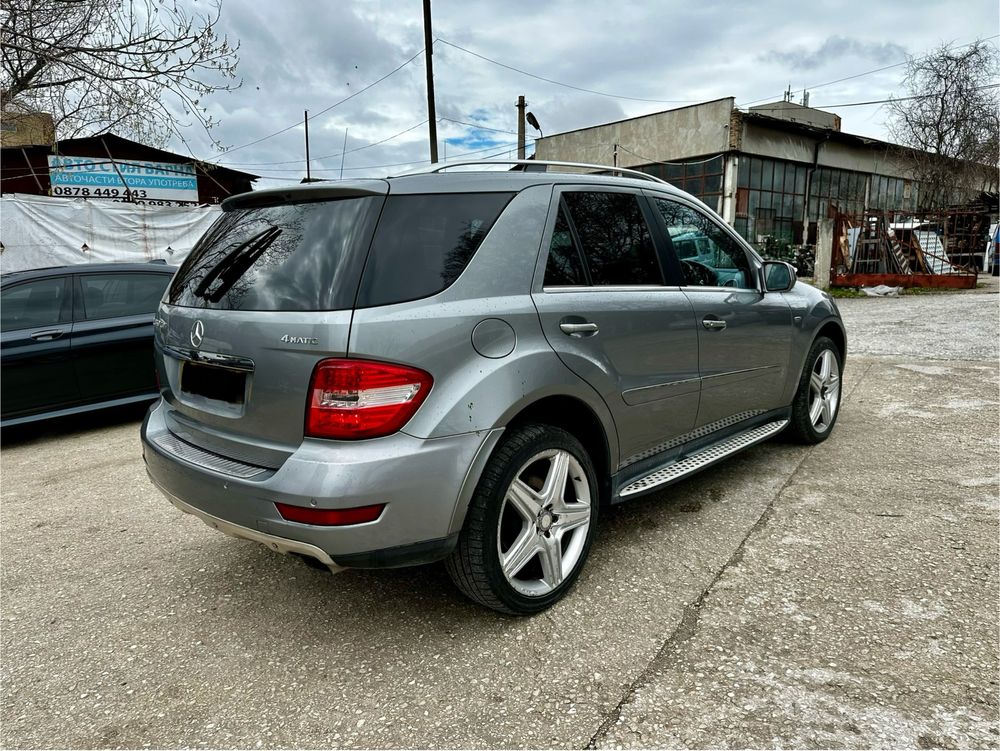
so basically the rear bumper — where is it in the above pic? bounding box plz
[141,400,501,568]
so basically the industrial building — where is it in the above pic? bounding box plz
[533,97,996,256]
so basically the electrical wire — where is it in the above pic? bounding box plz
[247,140,520,175]
[438,116,518,135]
[435,38,699,104]
[208,119,430,171]
[219,116,510,167]
[210,48,425,161]
[738,34,1000,108]
[740,83,1000,114]
[615,146,723,166]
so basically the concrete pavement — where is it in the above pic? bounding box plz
[1,286,997,749]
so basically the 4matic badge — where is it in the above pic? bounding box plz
[280,334,319,345]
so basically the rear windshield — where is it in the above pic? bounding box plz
[356,192,514,308]
[168,197,382,311]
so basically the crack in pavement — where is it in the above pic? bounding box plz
[584,360,877,749]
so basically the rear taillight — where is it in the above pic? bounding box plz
[305,358,433,440]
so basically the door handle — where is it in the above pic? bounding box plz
[559,322,599,336]
[701,319,727,331]
[30,329,66,341]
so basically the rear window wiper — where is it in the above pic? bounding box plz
[193,226,283,303]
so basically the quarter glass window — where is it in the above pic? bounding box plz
[543,202,587,286]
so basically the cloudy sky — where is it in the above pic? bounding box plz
[174,0,998,188]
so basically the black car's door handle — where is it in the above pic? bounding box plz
[702,318,727,331]
[30,329,66,341]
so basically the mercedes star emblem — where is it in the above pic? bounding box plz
[190,320,205,348]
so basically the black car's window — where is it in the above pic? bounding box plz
[169,196,382,311]
[0,277,68,332]
[543,201,588,286]
[80,273,172,320]
[654,198,754,289]
[357,192,514,308]
[562,192,661,285]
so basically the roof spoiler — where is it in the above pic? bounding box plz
[221,180,390,211]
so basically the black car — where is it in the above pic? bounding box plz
[1,262,176,427]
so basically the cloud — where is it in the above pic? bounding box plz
[162,0,996,189]
[759,36,909,71]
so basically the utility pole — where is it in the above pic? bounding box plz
[516,95,526,159]
[423,0,438,163]
[304,110,311,181]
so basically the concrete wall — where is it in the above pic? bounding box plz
[740,120,917,179]
[534,98,734,167]
[748,102,839,131]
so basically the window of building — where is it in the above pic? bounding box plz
[808,167,868,219]
[734,155,808,252]
[869,175,919,213]
[637,155,725,214]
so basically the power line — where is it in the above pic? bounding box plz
[741,83,1000,114]
[231,119,427,170]
[616,146,722,166]
[248,140,520,175]
[435,38,699,104]
[438,116,518,135]
[218,117,514,167]
[738,34,1000,108]
[211,48,425,161]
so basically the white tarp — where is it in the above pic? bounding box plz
[0,193,220,273]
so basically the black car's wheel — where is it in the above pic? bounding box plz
[446,424,598,615]
[787,336,843,444]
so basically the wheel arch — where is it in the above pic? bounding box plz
[448,392,617,537]
[816,320,847,364]
[505,395,613,508]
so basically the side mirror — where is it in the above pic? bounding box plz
[763,261,796,292]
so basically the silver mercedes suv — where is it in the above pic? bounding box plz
[141,161,846,614]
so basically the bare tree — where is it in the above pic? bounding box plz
[1,0,240,148]
[886,40,999,209]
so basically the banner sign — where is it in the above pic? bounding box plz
[47,156,199,204]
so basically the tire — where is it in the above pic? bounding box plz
[445,423,599,615]
[787,336,843,444]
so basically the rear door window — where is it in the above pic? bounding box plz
[0,277,70,331]
[356,192,514,308]
[79,273,172,319]
[561,192,662,285]
[168,196,382,311]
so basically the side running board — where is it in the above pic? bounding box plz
[619,419,789,498]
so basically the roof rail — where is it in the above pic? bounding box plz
[410,159,668,184]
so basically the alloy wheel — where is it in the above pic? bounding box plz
[808,348,841,433]
[497,449,592,597]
